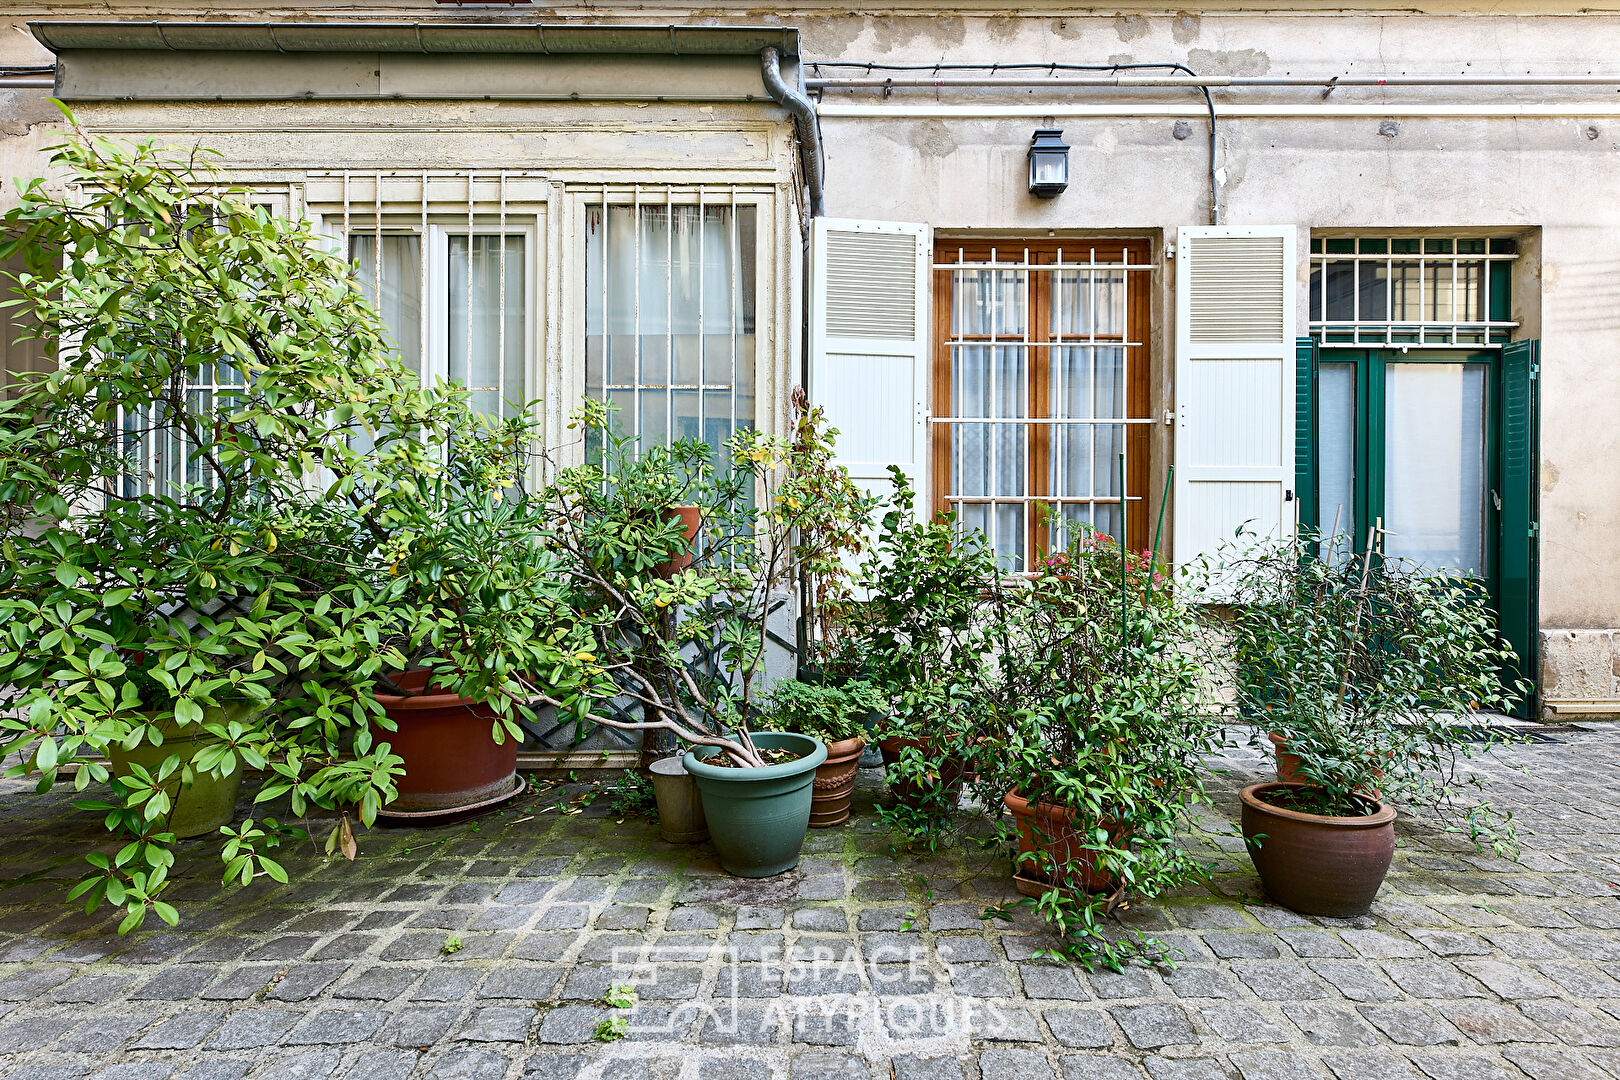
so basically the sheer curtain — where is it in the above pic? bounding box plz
[1383,362,1487,576]
[449,235,524,420]
[585,203,756,463]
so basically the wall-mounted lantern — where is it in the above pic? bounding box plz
[1027,129,1071,198]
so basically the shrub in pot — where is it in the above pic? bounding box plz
[0,120,528,930]
[757,677,883,827]
[537,399,866,876]
[965,529,1218,967]
[1219,529,1527,917]
[845,472,997,850]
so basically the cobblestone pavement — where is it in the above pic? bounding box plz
[0,726,1615,1080]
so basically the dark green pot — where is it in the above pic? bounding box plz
[107,704,254,839]
[683,732,827,878]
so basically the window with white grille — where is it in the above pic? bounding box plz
[933,240,1154,571]
[584,192,757,465]
[1309,236,1518,348]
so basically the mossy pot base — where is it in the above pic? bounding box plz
[684,732,826,877]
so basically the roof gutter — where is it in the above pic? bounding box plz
[761,46,824,219]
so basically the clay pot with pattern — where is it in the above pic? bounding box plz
[809,735,866,827]
[877,736,966,810]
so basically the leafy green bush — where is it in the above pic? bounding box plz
[1219,528,1526,852]
[756,677,883,746]
[0,115,593,931]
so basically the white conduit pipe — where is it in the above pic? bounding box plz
[818,102,1620,118]
[810,74,1620,89]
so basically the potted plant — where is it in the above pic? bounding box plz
[1220,528,1527,918]
[843,471,996,847]
[965,526,1218,967]
[364,410,601,819]
[756,676,883,827]
[0,121,465,930]
[538,400,869,876]
[0,119,597,930]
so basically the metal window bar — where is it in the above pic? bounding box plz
[1309,237,1518,348]
[586,187,752,461]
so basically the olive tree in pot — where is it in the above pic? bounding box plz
[965,529,1219,968]
[0,119,540,931]
[538,401,869,876]
[1219,529,1527,918]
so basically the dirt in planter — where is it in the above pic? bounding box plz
[1255,785,1382,818]
[704,747,803,769]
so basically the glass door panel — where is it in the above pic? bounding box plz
[1317,360,1357,561]
[1382,362,1488,577]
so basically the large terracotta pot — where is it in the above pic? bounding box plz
[1003,790,1121,893]
[809,735,865,828]
[652,505,702,578]
[373,670,517,813]
[684,732,826,877]
[877,736,965,809]
[1240,782,1397,918]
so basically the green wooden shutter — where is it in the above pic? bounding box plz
[1294,336,1318,532]
[1498,339,1540,717]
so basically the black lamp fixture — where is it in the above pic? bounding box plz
[1027,129,1071,198]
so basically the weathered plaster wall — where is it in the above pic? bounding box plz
[3,5,1619,703]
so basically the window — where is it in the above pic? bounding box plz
[932,240,1152,571]
[349,229,528,420]
[1309,236,1517,348]
[584,197,757,464]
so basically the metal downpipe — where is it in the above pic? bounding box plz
[761,46,826,219]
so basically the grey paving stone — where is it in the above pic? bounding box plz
[1087,967,1157,999]
[791,907,848,932]
[134,1011,228,1051]
[947,962,1015,997]
[697,1059,772,1080]
[87,1065,176,1080]
[268,961,348,1001]
[1437,1000,1555,1044]
[334,967,421,1000]
[1233,961,1333,1000]
[1306,961,1402,1002]
[1201,1003,1290,1043]
[251,1049,344,1079]
[1454,959,1561,999]
[892,1054,967,1080]
[793,1007,859,1046]
[1205,932,1282,959]
[535,1004,604,1044]
[935,937,995,963]
[521,1054,588,1080]
[1405,1053,1521,1080]
[1021,963,1090,999]
[1358,1005,1462,1046]
[462,1005,533,1043]
[481,964,562,1000]
[342,1051,418,1080]
[1319,1051,1425,1080]
[1142,1058,1231,1080]
[284,1008,388,1045]
[204,1009,302,1050]
[597,905,651,930]
[413,968,482,1001]
[1164,966,1243,1000]
[1280,1003,1381,1047]
[1229,1050,1321,1080]
[131,965,217,1000]
[735,906,785,930]
[380,1005,462,1047]
[789,1052,874,1080]
[1110,1003,1195,1049]
[980,1048,1058,1080]
[1517,998,1620,1046]
[0,965,74,999]
[1381,961,1487,999]
[1502,1047,1613,1080]
[179,1062,253,1080]
[1044,1009,1114,1048]
[1060,1057,1147,1080]
[1341,930,1427,959]
[696,1004,782,1045]
[420,1048,514,1080]
[1277,931,1355,959]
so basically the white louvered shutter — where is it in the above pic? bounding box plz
[809,218,930,516]
[1173,225,1297,583]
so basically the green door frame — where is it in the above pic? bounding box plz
[1298,337,1539,715]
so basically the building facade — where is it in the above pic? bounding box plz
[3,3,1619,722]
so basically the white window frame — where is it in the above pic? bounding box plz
[560,184,776,469]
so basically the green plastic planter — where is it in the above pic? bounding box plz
[683,732,827,878]
[108,703,255,839]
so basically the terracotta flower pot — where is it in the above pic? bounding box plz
[877,736,965,810]
[1269,731,1304,784]
[373,670,518,814]
[809,735,865,827]
[1003,790,1121,893]
[652,505,702,578]
[1240,782,1397,918]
